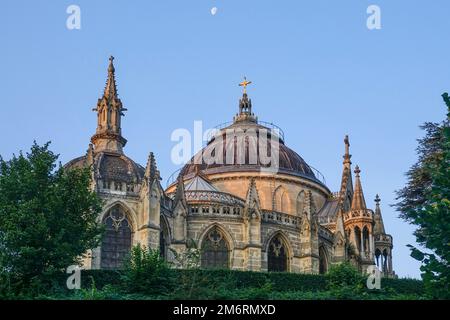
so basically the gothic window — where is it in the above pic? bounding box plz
[319,247,328,274]
[268,235,288,272]
[202,206,209,213]
[375,248,381,267]
[223,207,230,214]
[160,217,169,260]
[382,249,388,273]
[100,206,132,269]
[201,227,229,269]
[362,226,370,253]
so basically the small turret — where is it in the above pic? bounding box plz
[351,165,367,210]
[91,56,128,153]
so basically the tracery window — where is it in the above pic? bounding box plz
[100,206,132,269]
[201,227,229,269]
[268,235,288,272]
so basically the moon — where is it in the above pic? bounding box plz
[211,7,218,16]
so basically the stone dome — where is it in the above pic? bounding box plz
[65,151,144,184]
[180,120,320,184]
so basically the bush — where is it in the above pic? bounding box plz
[381,277,424,295]
[81,269,122,290]
[31,265,426,300]
[326,263,364,292]
[120,244,175,296]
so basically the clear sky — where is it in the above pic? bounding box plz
[1,0,449,279]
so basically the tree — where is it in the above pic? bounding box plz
[394,93,450,299]
[0,142,103,295]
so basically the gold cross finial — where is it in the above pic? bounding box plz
[239,77,252,94]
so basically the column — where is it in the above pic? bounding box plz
[360,233,364,256]
[369,233,374,259]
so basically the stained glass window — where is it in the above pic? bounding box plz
[100,207,132,269]
[268,235,288,272]
[201,227,229,269]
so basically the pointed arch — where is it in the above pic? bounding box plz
[159,214,171,260]
[375,248,381,267]
[101,200,137,232]
[100,203,133,269]
[199,224,232,269]
[362,226,370,254]
[273,185,289,213]
[296,190,305,215]
[266,231,292,272]
[382,248,388,273]
[319,246,329,274]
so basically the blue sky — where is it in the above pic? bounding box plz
[1,0,450,278]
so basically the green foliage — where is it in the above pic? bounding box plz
[381,277,424,295]
[120,244,175,296]
[394,93,450,299]
[57,268,425,300]
[81,270,122,289]
[5,266,426,300]
[0,142,103,296]
[326,263,364,290]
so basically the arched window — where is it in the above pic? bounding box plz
[382,249,388,273]
[362,226,370,254]
[296,191,305,215]
[274,186,288,212]
[268,234,289,272]
[160,217,169,260]
[201,227,229,269]
[100,206,132,269]
[375,248,381,267]
[319,246,328,274]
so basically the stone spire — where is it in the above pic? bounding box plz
[173,174,187,209]
[144,152,160,182]
[91,56,128,154]
[343,135,351,165]
[245,178,261,212]
[338,135,353,210]
[351,165,367,210]
[373,194,386,234]
[234,77,257,123]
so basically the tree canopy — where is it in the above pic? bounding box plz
[394,93,450,299]
[0,142,103,294]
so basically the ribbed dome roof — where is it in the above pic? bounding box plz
[180,120,318,182]
[65,152,144,183]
